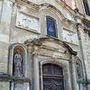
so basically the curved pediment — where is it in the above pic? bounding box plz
[39,37,66,53]
[40,3,75,22]
[25,37,77,56]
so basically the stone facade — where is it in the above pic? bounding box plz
[0,0,90,90]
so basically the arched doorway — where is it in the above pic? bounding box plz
[42,64,64,90]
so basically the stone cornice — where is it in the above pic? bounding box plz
[77,79,90,84]
[0,73,30,82]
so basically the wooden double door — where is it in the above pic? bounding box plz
[43,64,64,90]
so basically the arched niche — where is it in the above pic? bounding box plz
[8,43,27,77]
[75,57,83,79]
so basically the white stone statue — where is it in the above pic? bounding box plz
[14,49,23,77]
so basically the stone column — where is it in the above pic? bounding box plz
[71,55,79,90]
[32,46,40,90]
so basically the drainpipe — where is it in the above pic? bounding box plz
[76,23,88,90]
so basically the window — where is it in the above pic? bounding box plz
[83,0,90,16]
[46,16,57,37]
[42,64,64,90]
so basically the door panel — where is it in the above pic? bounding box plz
[43,64,64,90]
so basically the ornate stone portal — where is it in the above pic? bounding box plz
[25,37,77,90]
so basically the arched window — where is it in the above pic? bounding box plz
[13,46,25,77]
[76,57,83,79]
[46,16,57,37]
[42,64,64,90]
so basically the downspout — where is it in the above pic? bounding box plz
[76,23,88,90]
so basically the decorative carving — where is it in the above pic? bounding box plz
[16,12,40,32]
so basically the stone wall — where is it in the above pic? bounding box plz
[0,0,88,90]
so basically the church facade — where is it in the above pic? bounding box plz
[0,0,90,90]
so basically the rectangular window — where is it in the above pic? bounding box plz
[46,16,57,37]
[83,0,90,16]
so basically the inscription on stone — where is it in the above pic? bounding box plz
[16,12,40,33]
[62,29,78,45]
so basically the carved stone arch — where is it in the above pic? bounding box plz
[40,3,75,23]
[40,3,64,23]
[43,6,63,22]
[40,3,65,19]
[8,43,27,77]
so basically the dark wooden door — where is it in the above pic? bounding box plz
[43,64,64,90]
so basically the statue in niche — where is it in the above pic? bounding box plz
[76,57,83,79]
[13,49,23,77]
